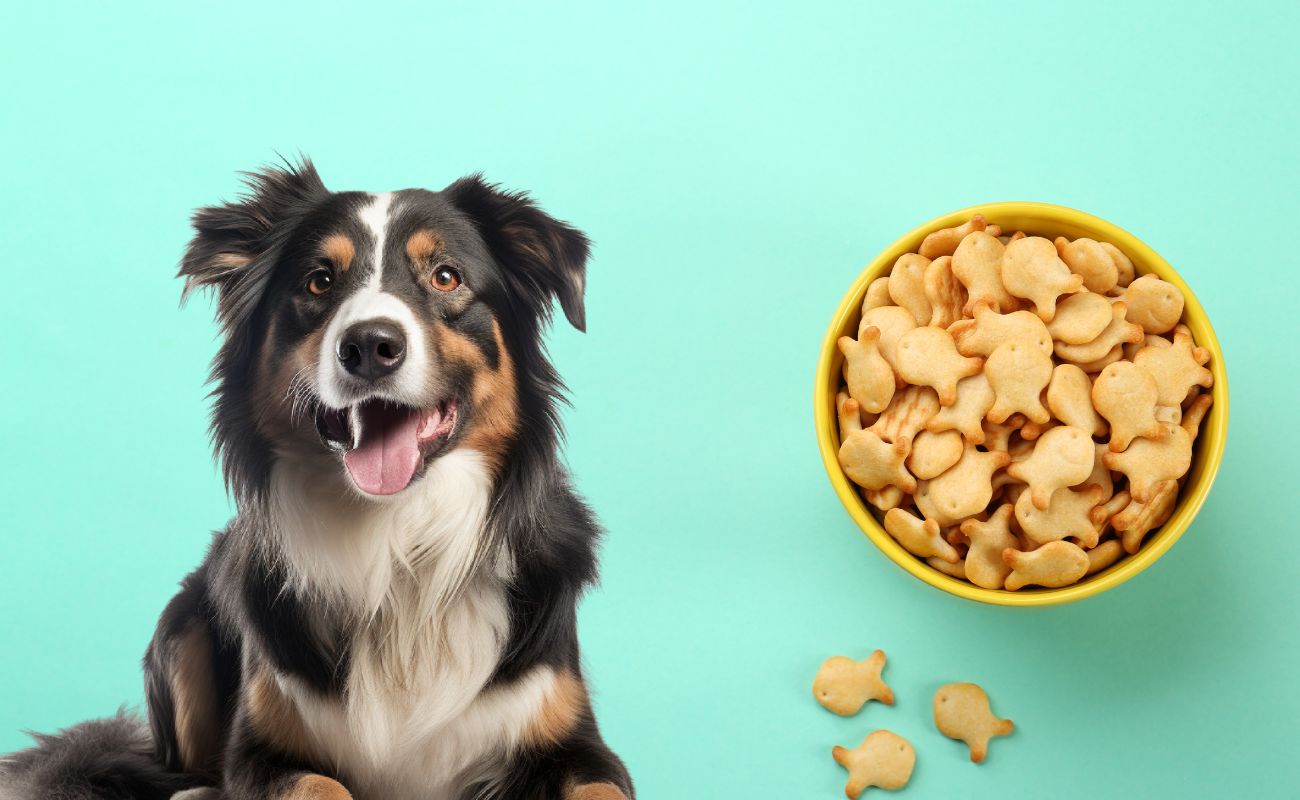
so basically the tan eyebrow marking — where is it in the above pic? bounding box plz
[320,233,355,272]
[406,229,444,263]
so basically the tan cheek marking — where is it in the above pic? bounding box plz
[433,320,519,473]
[524,670,586,748]
[280,774,352,800]
[245,667,315,763]
[565,783,628,800]
[320,233,354,273]
[168,622,220,774]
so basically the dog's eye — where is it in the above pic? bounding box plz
[432,266,462,293]
[306,269,333,296]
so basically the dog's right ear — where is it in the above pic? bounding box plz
[179,159,327,327]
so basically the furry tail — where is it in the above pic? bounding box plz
[0,710,203,800]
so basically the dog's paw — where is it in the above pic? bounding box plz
[566,782,628,800]
[282,774,352,800]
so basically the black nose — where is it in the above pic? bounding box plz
[337,319,406,381]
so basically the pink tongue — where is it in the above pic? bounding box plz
[344,406,423,496]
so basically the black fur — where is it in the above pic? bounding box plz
[2,160,632,800]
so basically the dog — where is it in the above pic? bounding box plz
[0,161,633,800]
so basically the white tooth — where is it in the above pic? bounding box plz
[348,406,362,449]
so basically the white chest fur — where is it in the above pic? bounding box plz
[266,448,544,800]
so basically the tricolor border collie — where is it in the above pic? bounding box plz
[0,161,632,800]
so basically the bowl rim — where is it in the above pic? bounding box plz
[814,201,1230,607]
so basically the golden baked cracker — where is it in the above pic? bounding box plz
[914,480,960,528]
[838,401,917,493]
[924,255,968,328]
[919,214,1000,260]
[1112,480,1178,553]
[933,683,1014,763]
[1118,274,1183,334]
[906,429,963,480]
[895,326,983,406]
[839,327,896,414]
[1085,539,1125,574]
[1014,484,1106,549]
[985,340,1054,425]
[1005,425,1095,510]
[1046,363,1107,437]
[885,508,960,563]
[1133,329,1213,407]
[868,385,941,447]
[861,276,893,314]
[952,231,1015,313]
[1054,301,1144,364]
[865,485,905,512]
[923,444,1011,523]
[832,730,916,798]
[982,415,1025,452]
[1002,540,1089,590]
[960,504,1017,589]
[949,300,1053,358]
[1100,241,1136,287]
[1181,393,1213,441]
[1046,291,1112,345]
[1086,442,1115,502]
[813,651,894,716]
[1103,423,1192,503]
[858,305,917,372]
[1074,344,1124,374]
[1017,419,1057,441]
[1054,236,1118,293]
[887,253,933,327]
[925,373,996,442]
[1000,236,1085,321]
[1092,361,1166,452]
[927,556,967,578]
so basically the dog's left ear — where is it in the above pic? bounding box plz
[447,175,589,331]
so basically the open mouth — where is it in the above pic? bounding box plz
[315,398,458,496]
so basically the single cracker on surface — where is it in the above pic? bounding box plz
[1117,274,1183,334]
[985,340,1054,424]
[1000,236,1084,321]
[1046,291,1112,345]
[922,444,1011,523]
[1103,423,1192,503]
[1046,363,1107,437]
[885,508,960,563]
[950,300,1053,357]
[894,326,984,406]
[1133,329,1213,407]
[924,255,968,328]
[838,401,917,493]
[933,683,1014,763]
[920,214,1000,259]
[960,504,1017,589]
[906,429,964,480]
[1005,425,1094,510]
[1054,236,1118,293]
[1002,540,1090,590]
[952,230,1016,313]
[1054,301,1144,365]
[839,327,896,414]
[925,373,995,443]
[1092,361,1166,452]
[1014,484,1105,548]
[888,253,933,327]
[833,730,916,798]
[813,650,895,716]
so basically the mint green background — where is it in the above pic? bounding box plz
[2,1,1298,796]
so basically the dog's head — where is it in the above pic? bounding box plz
[181,160,587,502]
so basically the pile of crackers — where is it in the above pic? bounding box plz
[836,216,1214,590]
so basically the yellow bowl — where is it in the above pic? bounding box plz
[814,202,1229,606]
